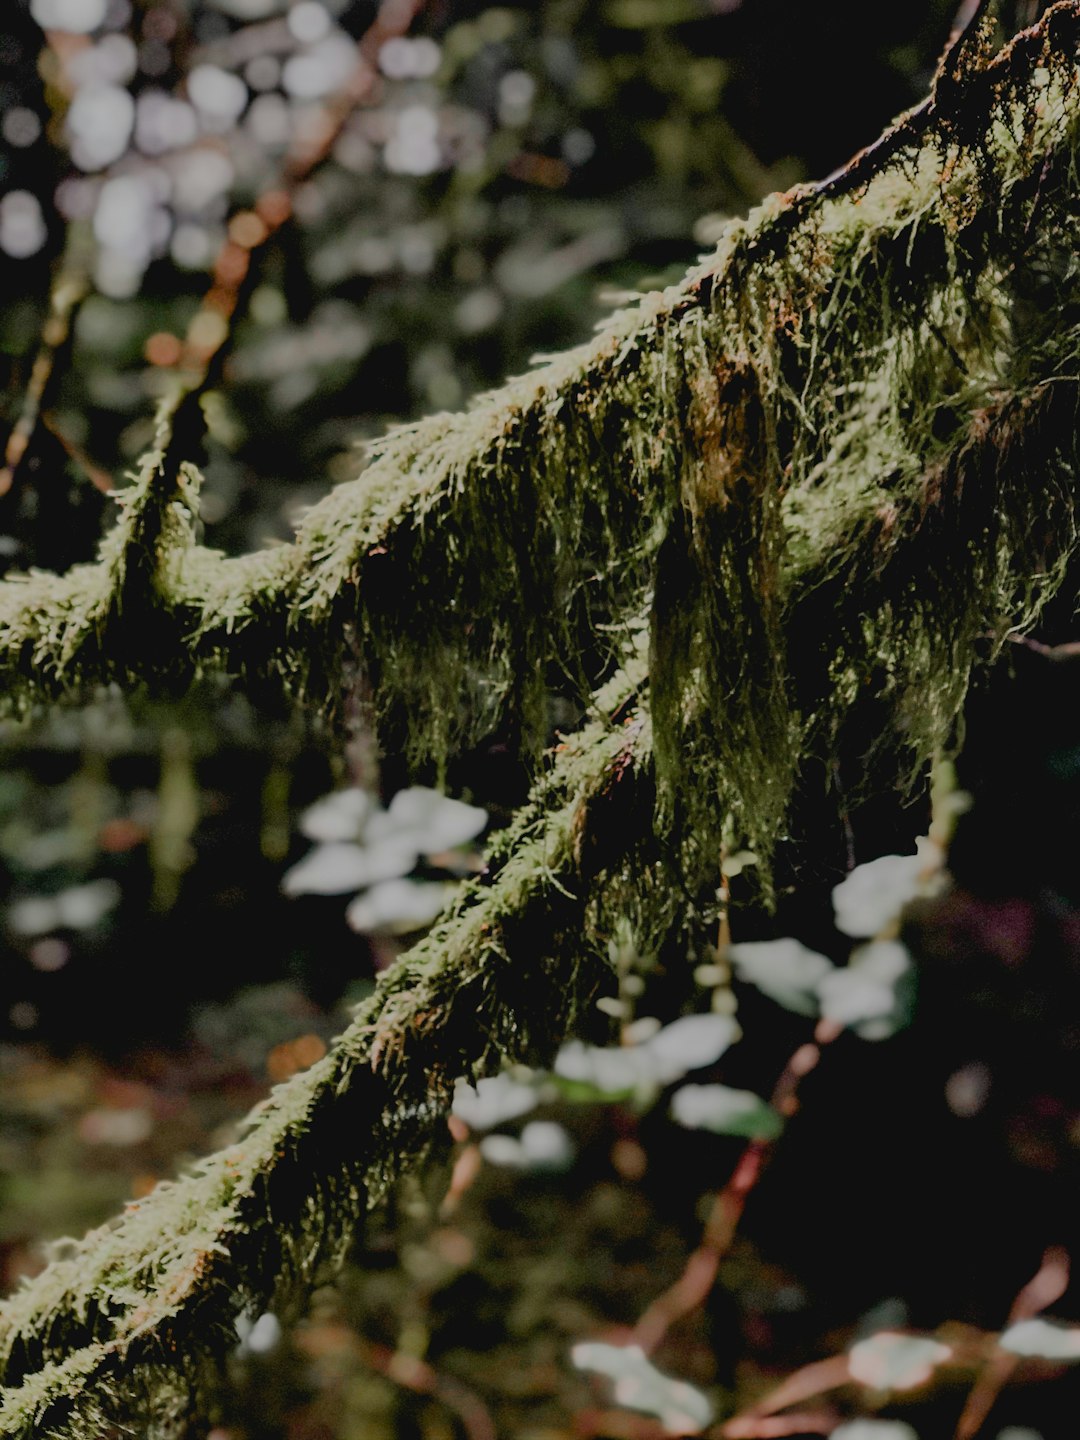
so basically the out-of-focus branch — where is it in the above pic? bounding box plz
[721,1249,1070,1439]
[954,1246,1070,1440]
[366,1340,497,1440]
[630,1021,840,1356]
[0,268,89,497]
[157,0,429,481]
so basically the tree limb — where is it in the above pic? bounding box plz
[0,661,662,1438]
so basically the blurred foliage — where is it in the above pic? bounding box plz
[3,1,1080,1437]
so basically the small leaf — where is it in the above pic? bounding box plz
[553,1013,739,1104]
[670,1084,783,1140]
[452,1074,539,1129]
[282,839,418,896]
[368,786,486,855]
[646,1013,739,1081]
[848,1332,952,1390]
[728,937,833,1015]
[832,852,925,938]
[236,1311,282,1355]
[571,1342,713,1434]
[480,1121,574,1172]
[553,1040,651,1101]
[7,895,61,938]
[8,879,122,937]
[815,941,913,1038]
[55,879,122,930]
[345,878,452,934]
[1000,1318,1080,1360]
[299,787,373,842]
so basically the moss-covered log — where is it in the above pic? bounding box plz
[4,5,1080,1434]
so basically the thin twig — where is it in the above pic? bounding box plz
[39,412,114,495]
[631,1019,841,1355]
[0,268,89,497]
[954,1246,1070,1440]
[367,1340,498,1440]
[719,1409,838,1439]
[1006,631,1080,660]
[158,0,428,480]
[721,1356,854,1436]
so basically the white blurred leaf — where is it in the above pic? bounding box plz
[79,1107,152,1146]
[368,786,486,855]
[345,878,452,934]
[479,1134,528,1168]
[815,941,913,1038]
[646,1013,739,1081]
[452,1074,539,1129]
[571,1342,713,1434]
[518,1120,574,1169]
[555,1012,739,1102]
[480,1121,574,1172]
[554,1040,653,1099]
[832,851,927,938]
[236,1311,282,1355]
[30,0,107,34]
[848,1332,952,1390]
[282,839,418,896]
[670,1083,783,1140]
[728,937,833,1015]
[9,879,120,937]
[299,788,373,842]
[55,879,121,930]
[7,895,61,938]
[1000,1318,1080,1360]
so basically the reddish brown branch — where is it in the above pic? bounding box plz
[720,1248,1068,1440]
[145,0,429,489]
[39,412,113,495]
[0,271,88,497]
[169,0,427,394]
[1006,632,1080,661]
[721,1357,854,1436]
[631,1019,841,1356]
[954,1246,1070,1440]
[367,1340,497,1440]
[720,1409,838,1439]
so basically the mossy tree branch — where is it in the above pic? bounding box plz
[3,5,1080,1434]
[3,7,1079,845]
[0,662,659,1438]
